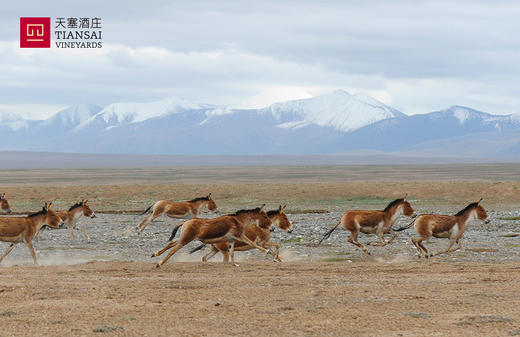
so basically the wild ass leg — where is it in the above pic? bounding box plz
[202,245,220,262]
[370,226,388,247]
[386,229,398,245]
[151,240,177,257]
[80,226,89,240]
[412,236,429,257]
[418,240,430,257]
[68,224,76,239]
[137,209,162,233]
[264,242,281,262]
[236,234,269,254]
[347,229,371,255]
[221,249,230,263]
[0,243,16,263]
[433,236,460,256]
[156,241,186,268]
[25,240,38,265]
[229,241,238,266]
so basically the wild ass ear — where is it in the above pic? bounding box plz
[260,204,266,211]
[477,197,483,205]
[208,193,212,199]
[84,199,89,204]
[278,205,282,211]
[48,202,53,209]
[403,193,408,200]
[43,202,48,211]
[282,204,287,212]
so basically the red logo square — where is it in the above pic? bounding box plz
[20,17,51,48]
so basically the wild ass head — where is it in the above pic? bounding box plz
[268,204,293,233]
[30,202,64,229]
[81,199,96,218]
[456,198,490,224]
[384,194,415,218]
[0,193,12,214]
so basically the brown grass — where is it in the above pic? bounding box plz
[1,165,519,213]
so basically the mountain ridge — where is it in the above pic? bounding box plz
[1,91,519,157]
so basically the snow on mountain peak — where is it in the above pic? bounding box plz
[451,106,473,124]
[97,97,202,126]
[262,89,404,132]
[43,104,101,128]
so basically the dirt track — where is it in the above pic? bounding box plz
[1,261,519,336]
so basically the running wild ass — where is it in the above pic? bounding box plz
[0,193,12,214]
[136,193,219,233]
[0,203,64,265]
[194,205,293,263]
[151,211,272,268]
[56,199,96,239]
[395,198,490,257]
[320,195,415,254]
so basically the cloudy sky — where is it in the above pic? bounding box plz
[1,0,519,119]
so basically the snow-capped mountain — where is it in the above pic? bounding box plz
[78,97,210,130]
[1,91,519,157]
[41,104,102,129]
[261,89,404,132]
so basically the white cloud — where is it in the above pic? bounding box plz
[0,1,519,119]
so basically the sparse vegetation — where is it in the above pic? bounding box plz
[283,237,302,243]
[1,165,520,213]
[499,216,520,221]
[499,233,520,238]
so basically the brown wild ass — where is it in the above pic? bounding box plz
[0,193,12,214]
[151,213,272,268]
[395,198,489,257]
[0,203,64,265]
[195,205,293,263]
[56,199,96,239]
[136,193,218,233]
[319,195,415,254]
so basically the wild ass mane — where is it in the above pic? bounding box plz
[189,196,210,202]
[230,207,263,216]
[266,210,281,217]
[384,198,405,212]
[68,202,83,211]
[454,202,479,216]
[28,209,47,218]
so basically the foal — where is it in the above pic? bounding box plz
[0,193,12,214]
[0,202,64,265]
[199,205,293,263]
[136,193,218,233]
[320,195,415,254]
[396,198,489,257]
[151,214,271,268]
[56,199,96,239]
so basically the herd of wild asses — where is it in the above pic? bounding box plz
[0,192,492,267]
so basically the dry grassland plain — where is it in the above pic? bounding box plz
[1,164,520,336]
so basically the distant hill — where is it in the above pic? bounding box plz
[1,90,519,158]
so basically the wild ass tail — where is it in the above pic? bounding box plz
[393,218,417,232]
[140,204,154,215]
[168,223,184,242]
[319,219,342,244]
[189,243,206,254]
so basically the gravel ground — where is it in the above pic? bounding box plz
[2,210,519,266]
